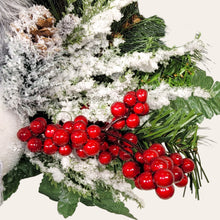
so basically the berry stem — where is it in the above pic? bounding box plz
[103,130,144,154]
[103,116,128,132]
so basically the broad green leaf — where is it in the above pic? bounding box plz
[93,185,137,220]
[3,155,40,201]
[39,175,62,201]
[58,186,79,218]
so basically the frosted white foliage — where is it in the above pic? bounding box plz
[47,167,65,183]
[0,94,24,176]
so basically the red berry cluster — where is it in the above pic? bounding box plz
[122,143,195,199]
[111,89,149,129]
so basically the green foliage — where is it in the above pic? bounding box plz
[34,0,68,21]
[39,175,136,219]
[3,155,40,201]
[170,68,220,119]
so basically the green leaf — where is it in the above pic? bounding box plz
[39,175,62,201]
[58,185,80,218]
[3,155,40,201]
[93,185,137,220]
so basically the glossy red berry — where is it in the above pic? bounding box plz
[133,103,145,115]
[73,121,87,131]
[149,143,166,156]
[53,129,70,146]
[160,156,174,170]
[87,125,101,139]
[74,115,88,126]
[134,178,142,189]
[143,149,159,164]
[83,140,100,156]
[181,158,195,173]
[122,161,140,179]
[153,169,174,187]
[143,163,151,172]
[142,103,150,115]
[123,93,137,107]
[123,132,138,148]
[17,127,32,142]
[111,102,126,118]
[100,142,109,151]
[107,130,122,142]
[45,124,58,138]
[63,121,75,133]
[126,91,136,96]
[170,153,183,166]
[112,118,126,130]
[135,152,144,164]
[119,148,133,161]
[136,171,155,190]
[156,185,175,199]
[30,119,46,134]
[71,130,87,147]
[175,174,188,187]
[43,139,58,155]
[172,166,184,182]
[126,114,140,128]
[35,117,47,127]
[98,151,112,165]
[27,137,42,152]
[136,89,147,103]
[76,148,87,159]
[109,145,120,157]
[150,157,168,172]
[59,145,72,156]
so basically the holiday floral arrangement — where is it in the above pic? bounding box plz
[0,0,220,219]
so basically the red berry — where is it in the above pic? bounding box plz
[27,137,42,152]
[156,185,175,199]
[98,151,112,165]
[100,142,109,151]
[76,148,87,159]
[59,145,72,156]
[133,103,145,115]
[43,139,58,155]
[109,145,120,157]
[63,121,75,133]
[143,163,151,172]
[123,93,137,107]
[160,156,174,170]
[30,119,46,134]
[119,148,133,161]
[87,125,101,139]
[45,124,58,138]
[111,102,126,118]
[153,169,174,187]
[136,171,155,190]
[136,89,148,103]
[122,161,140,179]
[126,114,140,128]
[149,143,166,156]
[170,153,183,166]
[71,130,87,147]
[134,178,142,189]
[74,115,88,126]
[17,127,32,142]
[126,91,136,96]
[175,174,188,187]
[107,130,122,142]
[181,158,195,173]
[150,158,168,172]
[83,140,100,156]
[142,103,150,115]
[112,118,126,130]
[123,132,138,148]
[53,129,70,146]
[143,149,159,164]
[73,121,87,131]
[172,166,184,182]
[135,152,144,163]
[35,117,47,127]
